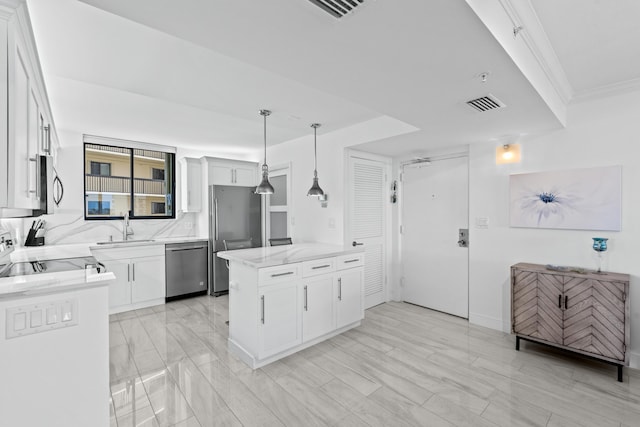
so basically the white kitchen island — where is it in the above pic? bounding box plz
[217,243,365,369]
[0,244,115,427]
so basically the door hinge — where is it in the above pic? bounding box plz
[400,225,403,234]
[399,172,403,182]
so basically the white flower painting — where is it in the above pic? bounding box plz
[510,166,622,231]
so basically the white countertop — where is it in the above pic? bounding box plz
[217,243,363,268]
[0,269,115,299]
[89,236,207,250]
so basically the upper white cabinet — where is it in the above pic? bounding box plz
[206,157,258,187]
[179,157,202,212]
[0,2,58,212]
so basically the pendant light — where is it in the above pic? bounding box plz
[255,109,275,194]
[307,123,324,197]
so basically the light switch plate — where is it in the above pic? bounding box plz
[6,298,78,339]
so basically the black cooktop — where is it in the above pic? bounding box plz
[0,256,101,278]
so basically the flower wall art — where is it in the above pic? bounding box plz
[509,165,622,231]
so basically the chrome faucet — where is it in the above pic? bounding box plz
[123,211,134,241]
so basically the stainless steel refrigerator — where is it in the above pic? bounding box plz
[208,185,262,296]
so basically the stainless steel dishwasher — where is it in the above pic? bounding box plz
[165,241,209,300]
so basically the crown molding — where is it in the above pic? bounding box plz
[498,0,574,105]
[571,77,640,104]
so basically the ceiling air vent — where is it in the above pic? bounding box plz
[308,0,365,19]
[466,94,505,112]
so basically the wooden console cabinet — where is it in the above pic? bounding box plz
[511,263,630,381]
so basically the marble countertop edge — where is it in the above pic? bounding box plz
[217,243,364,268]
[0,270,115,299]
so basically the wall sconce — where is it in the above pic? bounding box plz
[496,143,521,164]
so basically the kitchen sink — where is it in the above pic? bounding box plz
[96,239,155,245]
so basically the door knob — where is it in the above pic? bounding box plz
[352,241,363,247]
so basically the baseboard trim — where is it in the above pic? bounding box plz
[630,352,640,370]
[469,312,509,333]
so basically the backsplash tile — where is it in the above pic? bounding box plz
[0,212,198,247]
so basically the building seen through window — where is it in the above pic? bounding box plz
[84,143,175,219]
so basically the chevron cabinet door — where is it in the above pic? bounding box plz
[564,277,625,361]
[512,267,564,345]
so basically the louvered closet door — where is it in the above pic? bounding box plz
[563,278,625,361]
[513,271,563,345]
[348,155,387,309]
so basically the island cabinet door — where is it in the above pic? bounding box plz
[336,268,364,329]
[302,275,335,342]
[563,277,626,361]
[258,282,302,359]
[512,270,564,346]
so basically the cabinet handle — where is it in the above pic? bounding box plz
[558,294,561,309]
[312,264,331,270]
[304,285,308,311]
[261,295,265,324]
[271,271,294,278]
[44,124,51,154]
[344,259,359,264]
[338,277,342,301]
[28,157,40,198]
[132,263,135,282]
[565,296,568,309]
[234,169,237,183]
[127,264,130,282]
[231,169,234,183]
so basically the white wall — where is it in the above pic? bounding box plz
[467,90,640,367]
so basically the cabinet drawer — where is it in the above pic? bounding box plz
[302,258,336,277]
[336,253,364,270]
[258,263,301,285]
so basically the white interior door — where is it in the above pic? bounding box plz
[346,153,388,309]
[401,156,469,318]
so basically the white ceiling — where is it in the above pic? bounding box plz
[531,0,640,97]
[25,0,637,158]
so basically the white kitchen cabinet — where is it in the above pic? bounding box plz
[179,157,202,212]
[336,269,364,328]
[92,245,166,314]
[206,157,258,187]
[0,2,59,213]
[336,253,364,328]
[302,275,335,342]
[259,282,302,358]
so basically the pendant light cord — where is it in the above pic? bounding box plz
[313,125,318,176]
[263,113,267,166]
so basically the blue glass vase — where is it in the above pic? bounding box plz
[592,237,608,273]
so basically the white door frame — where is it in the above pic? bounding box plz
[344,149,393,306]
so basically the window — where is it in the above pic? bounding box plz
[84,137,176,220]
[151,202,165,214]
[152,168,165,180]
[90,161,111,176]
[268,166,291,240]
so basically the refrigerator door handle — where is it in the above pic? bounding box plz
[214,198,219,240]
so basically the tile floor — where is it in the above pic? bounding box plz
[109,296,640,426]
